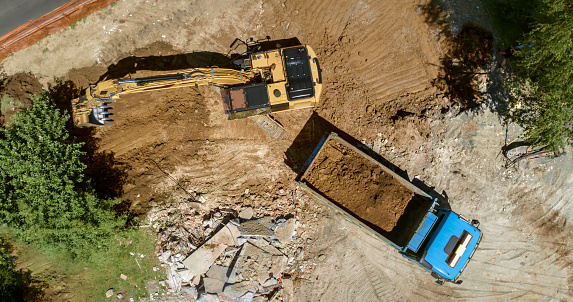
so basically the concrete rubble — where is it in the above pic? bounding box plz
[149,201,318,301]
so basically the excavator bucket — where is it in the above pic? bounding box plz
[71,95,113,127]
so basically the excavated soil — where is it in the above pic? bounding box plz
[304,139,414,232]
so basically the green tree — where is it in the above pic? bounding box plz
[507,0,573,150]
[0,95,124,258]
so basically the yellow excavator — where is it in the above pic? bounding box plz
[72,38,322,127]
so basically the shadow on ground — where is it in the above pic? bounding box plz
[96,37,302,82]
[0,237,47,301]
[97,51,235,81]
[419,1,497,112]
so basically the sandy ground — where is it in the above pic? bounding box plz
[1,0,572,301]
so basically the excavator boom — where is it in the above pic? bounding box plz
[72,43,322,127]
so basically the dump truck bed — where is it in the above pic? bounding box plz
[297,133,434,248]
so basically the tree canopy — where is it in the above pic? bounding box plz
[508,0,573,150]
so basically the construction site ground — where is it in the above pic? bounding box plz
[1,0,572,300]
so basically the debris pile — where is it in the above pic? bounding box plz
[149,201,318,302]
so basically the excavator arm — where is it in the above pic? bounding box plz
[72,44,322,127]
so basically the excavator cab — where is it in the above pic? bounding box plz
[222,45,322,119]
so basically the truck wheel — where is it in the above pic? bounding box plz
[471,220,480,227]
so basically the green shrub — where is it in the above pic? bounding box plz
[0,95,125,259]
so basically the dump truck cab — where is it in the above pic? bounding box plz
[401,208,482,284]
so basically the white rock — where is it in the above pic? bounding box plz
[105,289,114,298]
[239,207,254,220]
[197,293,220,302]
[161,251,171,263]
[177,268,194,283]
[182,244,227,276]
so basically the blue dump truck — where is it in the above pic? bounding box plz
[296,132,481,284]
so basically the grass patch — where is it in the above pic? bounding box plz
[69,16,88,30]
[110,2,118,8]
[8,228,163,301]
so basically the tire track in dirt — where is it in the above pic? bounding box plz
[285,0,438,102]
[296,212,413,302]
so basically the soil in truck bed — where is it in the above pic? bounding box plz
[304,139,431,245]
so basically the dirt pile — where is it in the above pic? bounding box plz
[0,73,43,123]
[304,139,415,232]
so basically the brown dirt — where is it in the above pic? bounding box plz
[0,73,43,123]
[304,139,414,232]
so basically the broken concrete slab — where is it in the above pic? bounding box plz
[180,285,198,299]
[274,218,296,244]
[222,281,259,300]
[239,219,273,237]
[282,278,294,302]
[207,264,230,282]
[204,277,226,294]
[182,221,241,276]
[261,277,277,287]
[177,268,194,283]
[192,275,201,286]
[228,241,287,284]
[211,223,241,246]
[239,291,255,302]
[183,243,227,276]
[120,273,128,280]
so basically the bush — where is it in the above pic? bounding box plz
[506,0,573,150]
[0,95,125,259]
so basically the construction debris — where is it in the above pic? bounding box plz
[151,201,317,301]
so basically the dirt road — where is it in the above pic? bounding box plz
[1,0,571,301]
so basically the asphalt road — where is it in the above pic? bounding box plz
[0,0,71,37]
